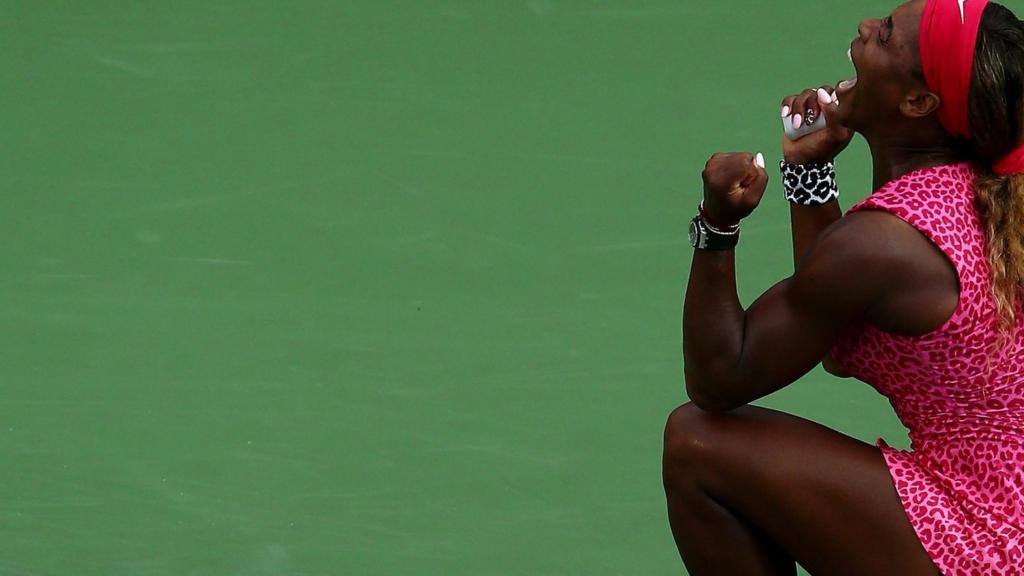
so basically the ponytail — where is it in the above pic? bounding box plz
[968,3,1024,331]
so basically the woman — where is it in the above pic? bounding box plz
[664,0,1024,574]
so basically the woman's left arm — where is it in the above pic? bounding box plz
[682,153,894,411]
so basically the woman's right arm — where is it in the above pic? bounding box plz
[780,86,852,268]
[781,86,854,376]
[790,203,842,269]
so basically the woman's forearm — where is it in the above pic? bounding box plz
[683,151,770,408]
[790,201,851,377]
[790,202,842,269]
[681,249,746,410]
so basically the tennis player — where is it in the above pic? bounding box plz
[665,0,1023,573]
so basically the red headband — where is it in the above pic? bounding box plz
[919,0,988,138]
[919,0,1024,175]
[994,146,1024,175]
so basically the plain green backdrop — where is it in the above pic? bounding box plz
[5,0,992,574]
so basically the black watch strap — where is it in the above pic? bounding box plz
[689,215,739,250]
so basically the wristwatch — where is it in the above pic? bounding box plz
[688,215,740,250]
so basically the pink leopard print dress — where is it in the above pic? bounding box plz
[830,162,1024,574]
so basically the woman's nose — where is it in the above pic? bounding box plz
[857,19,875,42]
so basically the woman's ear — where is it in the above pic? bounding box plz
[901,89,941,118]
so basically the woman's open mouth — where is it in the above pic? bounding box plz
[836,46,858,96]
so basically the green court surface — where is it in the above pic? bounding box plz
[4,1,948,574]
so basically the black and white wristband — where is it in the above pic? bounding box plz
[780,160,839,206]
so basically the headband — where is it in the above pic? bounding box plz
[919,0,1024,175]
[994,146,1024,175]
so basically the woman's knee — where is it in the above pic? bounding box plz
[664,402,719,472]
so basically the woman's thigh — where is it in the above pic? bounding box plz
[663,402,943,576]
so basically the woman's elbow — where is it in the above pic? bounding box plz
[822,354,852,378]
[684,376,744,412]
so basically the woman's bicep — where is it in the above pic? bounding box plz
[726,224,891,405]
[728,280,854,403]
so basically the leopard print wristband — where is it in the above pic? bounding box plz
[780,160,839,206]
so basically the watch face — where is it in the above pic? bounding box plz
[688,219,699,248]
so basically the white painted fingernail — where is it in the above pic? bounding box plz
[781,105,791,117]
[793,114,803,129]
[817,88,832,104]
[755,152,765,169]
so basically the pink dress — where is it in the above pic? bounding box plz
[830,162,1024,574]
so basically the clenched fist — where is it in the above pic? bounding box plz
[701,152,769,227]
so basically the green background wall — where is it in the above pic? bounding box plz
[4,1,959,573]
